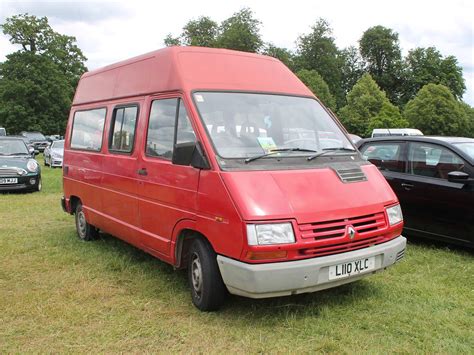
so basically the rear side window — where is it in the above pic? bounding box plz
[146,98,195,159]
[109,106,138,153]
[408,142,465,179]
[360,142,405,172]
[70,108,106,151]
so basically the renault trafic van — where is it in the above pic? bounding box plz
[62,47,406,311]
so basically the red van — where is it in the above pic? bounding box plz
[62,47,406,311]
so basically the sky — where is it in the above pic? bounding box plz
[0,0,473,105]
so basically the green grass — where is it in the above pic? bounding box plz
[1,156,473,352]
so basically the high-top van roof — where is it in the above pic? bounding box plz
[73,46,313,106]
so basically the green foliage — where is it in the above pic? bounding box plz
[459,102,474,137]
[1,13,87,88]
[216,8,262,52]
[262,43,295,70]
[0,13,86,134]
[359,26,404,105]
[403,47,466,103]
[164,33,181,46]
[404,84,470,136]
[296,69,336,111]
[182,16,219,47]
[340,46,365,103]
[0,52,72,134]
[295,19,344,107]
[338,74,403,136]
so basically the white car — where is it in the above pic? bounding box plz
[44,140,64,168]
[371,128,423,138]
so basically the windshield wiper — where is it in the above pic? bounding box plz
[244,148,318,163]
[307,147,357,161]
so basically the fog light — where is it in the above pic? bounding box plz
[30,178,36,185]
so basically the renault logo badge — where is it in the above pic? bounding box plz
[348,226,356,240]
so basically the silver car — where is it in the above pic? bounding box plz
[44,140,64,168]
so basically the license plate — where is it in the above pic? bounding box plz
[328,256,375,280]
[0,178,18,184]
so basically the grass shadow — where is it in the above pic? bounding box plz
[79,232,382,317]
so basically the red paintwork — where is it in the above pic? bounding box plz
[63,46,403,266]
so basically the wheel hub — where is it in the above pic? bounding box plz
[191,253,203,298]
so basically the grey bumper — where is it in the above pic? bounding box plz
[217,236,406,298]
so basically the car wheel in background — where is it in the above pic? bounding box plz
[74,202,99,241]
[187,238,227,311]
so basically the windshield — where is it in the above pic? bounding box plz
[193,92,352,159]
[0,139,29,155]
[52,140,64,149]
[455,142,474,160]
[25,132,46,140]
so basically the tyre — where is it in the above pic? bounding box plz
[44,158,48,166]
[75,202,99,241]
[188,238,227,311]
[35,177,42,192]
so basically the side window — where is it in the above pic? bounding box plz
[408,142,465,179]
[176,100,196,144]
[146,98,196,159]
[146,99,178,158]
[70,108,106,151]
[109,105,138,153]
[360,143,404,172]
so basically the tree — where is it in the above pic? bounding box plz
[340,46,364,102]
[0,52,72,134]
[338,74,405,136]
[216,8,263,52]
[296,69,336,111]
[0,14,87,134]
[295,19,344,107]
[404,84,470,136]
[164,33,181,46]
[2,14,87,88]
[359,26,404,105]
[402,47,465,103]
[262,43,295,70]
[182,16,218,47]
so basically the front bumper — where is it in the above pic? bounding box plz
[0,174,40,191]
[50,158,63,167]
[217,236,406,298]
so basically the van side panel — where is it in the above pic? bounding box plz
[195,170,245,259]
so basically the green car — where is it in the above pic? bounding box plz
[0,137,42,192]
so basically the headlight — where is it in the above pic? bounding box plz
[246,223,295,245]
[26,160,39,172]
[386,204,403,226]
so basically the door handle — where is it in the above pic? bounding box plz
[137,168,148,176]
[401,182,414,190]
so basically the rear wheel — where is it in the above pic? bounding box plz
[75,202,99,241]
[188,238,227,311]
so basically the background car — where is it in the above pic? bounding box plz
[44,139,64,167]
[371,128,423,138]
[0,137,42,192]
[20,131,49,152]
[0,127,6,136]
[357,136,473,247]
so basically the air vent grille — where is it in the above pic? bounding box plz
[334,167,367,183]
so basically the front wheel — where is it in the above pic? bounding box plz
[75,202,99,241]
[35,177,42,192]
[188,238,227,311]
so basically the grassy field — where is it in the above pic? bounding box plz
[1,156,473,353]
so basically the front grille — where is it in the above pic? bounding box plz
[334,167,367,183]
[396,249,405,262]
[0,168,20,176]
[300,235,387,257]
[299,212,387,240]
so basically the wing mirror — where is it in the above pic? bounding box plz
[172,141,210,169]
[447,171,473,185]
[28,146,35,156]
